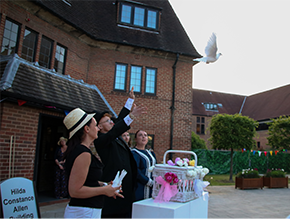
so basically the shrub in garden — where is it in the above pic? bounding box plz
[265,169,286,178]
[237,168,260,178]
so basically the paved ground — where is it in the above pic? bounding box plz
[40,185,290,218]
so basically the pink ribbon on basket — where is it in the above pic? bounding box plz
[154,176,179,203]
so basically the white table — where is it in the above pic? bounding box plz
[132,192,208,218]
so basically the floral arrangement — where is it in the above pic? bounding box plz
[167,157,195,167]
[167,157,209,179]
[236,168,260,178]
[265,168,286,178]
[154,172,179,203]
[164,172,179,184]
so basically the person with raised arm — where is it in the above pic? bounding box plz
[94,87,147,218]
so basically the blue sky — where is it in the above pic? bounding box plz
[169,0,290,95]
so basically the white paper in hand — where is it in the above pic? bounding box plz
[112,169,127,192]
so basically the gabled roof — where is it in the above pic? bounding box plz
[33,0,201,58]
[0,54,116,116]
[242,84,290,121]
[192,89,246,117]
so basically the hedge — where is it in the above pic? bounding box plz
[193,149,290,174]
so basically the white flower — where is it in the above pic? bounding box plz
[202,168,209,174]
[176,160,184,167]
[186,170,197,178]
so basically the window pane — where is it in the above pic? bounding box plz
[145,68,156,94]
[21,28,37,62]
[130,66,142,92]
[115,64,127,90]
[39,37,52,68]
[147,10,157,29]
[197,117,200,123]
[134,7,145,26]
[54,44,66,74]
[121,5,131,23]
[201,124,205,134]
[196,124,201,134]
[1,19,19,56]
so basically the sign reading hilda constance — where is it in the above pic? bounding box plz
[0,177,40,218]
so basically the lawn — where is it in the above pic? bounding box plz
[204,174,236,186]
[204,174,290,186]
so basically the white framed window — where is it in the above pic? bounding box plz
[119,2,159,30]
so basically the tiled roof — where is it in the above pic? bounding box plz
[34,0,201,58]
[192,86,290,121]
[0,54,116,115]
[242,84,290,121]
[192,89,246,117]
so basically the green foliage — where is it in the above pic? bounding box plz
[267,116,290,150]
[209,113,258,151]
[265,169,286,178]
[236,169,260,178]
[193,149,290,174]
[191,132,207,150]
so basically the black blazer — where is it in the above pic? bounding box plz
[94,107,137,215]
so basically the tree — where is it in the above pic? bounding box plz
[209,113,258,180]
[191,132,207,150]
[267,115,290,151]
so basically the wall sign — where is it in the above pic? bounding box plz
[0,177,40,218]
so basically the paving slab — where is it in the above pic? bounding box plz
[207,185,290,218]
[39,185,290,218]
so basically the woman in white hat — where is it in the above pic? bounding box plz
[63,108,123,218]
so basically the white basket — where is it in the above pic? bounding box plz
[152,150,201,203]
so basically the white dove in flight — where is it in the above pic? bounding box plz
[194,33,222,64]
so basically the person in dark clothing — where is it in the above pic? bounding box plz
[63,108,123,218]
[54,137,68,199]
[94,87,147,218]
[131,130,156,201]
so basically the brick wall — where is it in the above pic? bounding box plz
[88,48,194,161]
[0,0,194,168]
[254,130,270,150]
[0,102,64,181]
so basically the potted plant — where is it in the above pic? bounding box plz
[235,168,263,190]
[263,169,289,188]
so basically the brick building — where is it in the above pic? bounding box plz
[192,84,290,150]
[0,0,201,199]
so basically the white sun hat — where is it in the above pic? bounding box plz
[63,108,95,139]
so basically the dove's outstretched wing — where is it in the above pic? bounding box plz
[193,32,221,64]
[205,33,218,59]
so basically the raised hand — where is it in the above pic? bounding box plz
[131,104,147,118]
[129,87,135,100]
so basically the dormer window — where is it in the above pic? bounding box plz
[119,2,159,30]
[204,103,218,111]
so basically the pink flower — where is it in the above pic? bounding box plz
[167,160,175,166]
[183,158,189,163]
[164,172,179,184]
[165,172,173,183]
[173,177,179,184]
[172,173,177,179]
[175,157,181,164]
